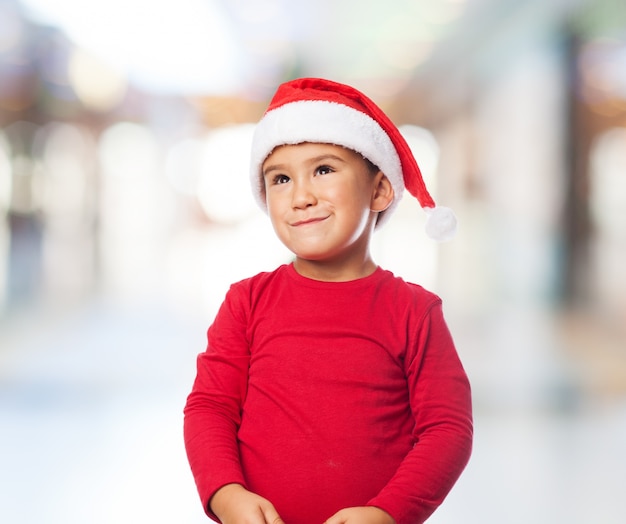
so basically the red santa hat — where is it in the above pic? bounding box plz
[249,77,457,241]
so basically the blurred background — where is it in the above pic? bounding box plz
[1,0,625,522]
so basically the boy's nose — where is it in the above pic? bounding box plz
[291,180,317,209]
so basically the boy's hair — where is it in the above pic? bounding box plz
[362,155,381,176]
[250,77,457,241]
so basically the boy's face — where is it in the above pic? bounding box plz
[262,142,392,267]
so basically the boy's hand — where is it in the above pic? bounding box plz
[210,483,284,524]
[323,506,396,524]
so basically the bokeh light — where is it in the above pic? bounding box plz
[196,124,257,224]
[68,48,127,112]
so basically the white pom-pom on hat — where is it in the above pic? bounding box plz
[250,77,457,240]
[425,206,458,242]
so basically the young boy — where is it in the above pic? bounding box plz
[184,78,472,524]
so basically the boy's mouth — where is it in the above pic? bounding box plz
[291,216,329,227]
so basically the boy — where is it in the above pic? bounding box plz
[184,78,472,524]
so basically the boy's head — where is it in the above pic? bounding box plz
[261,142,394,265]
[250,77,457,241]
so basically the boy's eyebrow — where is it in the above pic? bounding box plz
[262,163,285,177]
[309,154,347,164]
[263,154,347,177]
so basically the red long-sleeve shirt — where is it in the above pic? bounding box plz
[184,264,472,524]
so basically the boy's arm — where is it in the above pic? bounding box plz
[183,287,252,520]
[367,302,473,524]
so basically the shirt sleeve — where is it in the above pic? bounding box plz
[183,284,251,520]
[367,301,473,524]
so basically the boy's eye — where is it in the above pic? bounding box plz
[316,165,334,175]
[274,174,290,185]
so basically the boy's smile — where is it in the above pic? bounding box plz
[262,142,393,280]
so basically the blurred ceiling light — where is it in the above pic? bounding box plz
[196,124,258,224]
[18,0,469,97]
[20,0,245,95]
[68,48,128,112]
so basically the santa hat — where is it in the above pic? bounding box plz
[249,77,457,241]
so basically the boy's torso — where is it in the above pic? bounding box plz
[233,264,436,522]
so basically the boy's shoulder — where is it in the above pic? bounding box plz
[218,266,289,318]
[378,268,442,307]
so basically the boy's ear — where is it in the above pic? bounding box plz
[370,172,394,213]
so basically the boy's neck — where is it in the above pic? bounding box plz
[292,256,378,282]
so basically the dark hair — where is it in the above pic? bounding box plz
[362,156,380,176]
